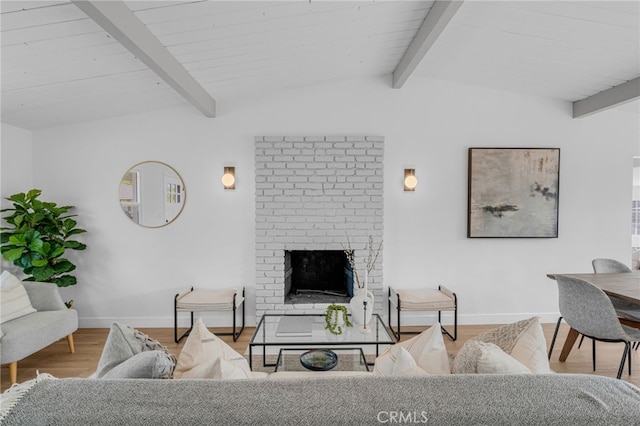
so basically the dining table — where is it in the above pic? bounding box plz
[546,271,640,361]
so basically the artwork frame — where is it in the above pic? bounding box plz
[467,147,560,238]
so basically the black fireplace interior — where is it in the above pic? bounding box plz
[285,250,353,303]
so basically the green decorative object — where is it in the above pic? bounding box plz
[1,189,87,291]
[324,304,352,335]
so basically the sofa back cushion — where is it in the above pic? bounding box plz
[1,271,36,324]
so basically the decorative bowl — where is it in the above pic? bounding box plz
[300,349,338,371]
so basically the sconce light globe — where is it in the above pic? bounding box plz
[404,175,417,190]
[221,173,235,188]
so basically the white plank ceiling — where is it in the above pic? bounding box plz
[1,0,638,129]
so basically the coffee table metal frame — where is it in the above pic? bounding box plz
[249,313,394,370]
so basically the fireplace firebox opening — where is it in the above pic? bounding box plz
[284,250,353,304]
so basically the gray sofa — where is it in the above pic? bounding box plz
[0,282,78,384]
[2,373,640,425]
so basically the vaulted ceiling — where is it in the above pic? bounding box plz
[2,1,639,129]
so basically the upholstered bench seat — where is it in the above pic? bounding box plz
[394,288,455,310]
[174,287,244,343]
[176,289,242,311]
[388,285,457,341]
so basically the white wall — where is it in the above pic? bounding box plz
[1,123,33,272]
[1,123,33,204]
[3,76,637,327]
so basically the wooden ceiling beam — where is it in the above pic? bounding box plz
[392,0,464,89]
[573,77,640,118]
[72,0,216,118]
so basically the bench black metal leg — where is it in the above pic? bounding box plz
[387,288,402,341]
[174,287,195,343]
[175,310,194,344]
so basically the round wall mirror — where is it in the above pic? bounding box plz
[119,161,186,228]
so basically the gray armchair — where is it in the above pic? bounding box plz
[0,281,78,384]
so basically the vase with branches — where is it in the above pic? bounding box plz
[342,235,382,293]
[342,235,382,330]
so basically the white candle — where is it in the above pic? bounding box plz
[364,268,368,293]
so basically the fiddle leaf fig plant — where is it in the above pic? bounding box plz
[1,189,87,288]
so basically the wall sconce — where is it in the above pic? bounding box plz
[221,166,235,190]
[404,168,417,191]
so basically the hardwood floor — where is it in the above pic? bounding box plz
[2,322,638,392]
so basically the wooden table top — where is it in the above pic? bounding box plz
[547,271,640,304]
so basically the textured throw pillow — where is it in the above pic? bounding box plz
[471,316,552,374]
[174,318,251,379]
[453,340,531,374]
[95,322,176,379]
[102,350,176,379]
[0,271,36,324]
[452,340,484,374]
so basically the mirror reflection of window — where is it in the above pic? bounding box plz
[119,171,140,224]
[119,161,186,228]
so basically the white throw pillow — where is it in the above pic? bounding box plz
[391,347,429,376]
[401,323,451,375]
[174,318,251,379]
[0,271,36,324]
[476,342,532,374]
[374,323,450,375]
[374,345,429,376]
[509,318,553,374]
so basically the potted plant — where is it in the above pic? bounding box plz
[324,304,352,335]
[1,189,87,303]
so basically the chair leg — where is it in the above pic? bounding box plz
[592,339,596,371]
[9,362,17,385]
[66,334,75,353]
[548,316,563,360]
[616,342,630,379]
[628,344,632,376]
[578,334,585,348]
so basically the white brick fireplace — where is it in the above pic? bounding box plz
[255,136,384,319]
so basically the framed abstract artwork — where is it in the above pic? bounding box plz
[467,148,560,238]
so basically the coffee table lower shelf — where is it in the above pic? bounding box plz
[275,348,369,372]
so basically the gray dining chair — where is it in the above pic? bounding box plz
[592,258,640,350]
[549,274,640,379]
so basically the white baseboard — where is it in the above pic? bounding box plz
[78,312,561,329]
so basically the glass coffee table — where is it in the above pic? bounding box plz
[248,314,395,370]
